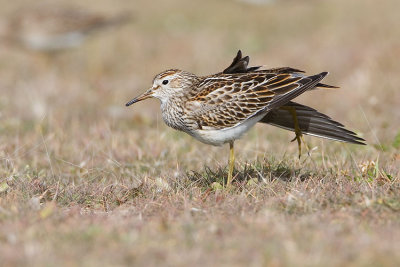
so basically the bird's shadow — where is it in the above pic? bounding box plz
[185,160,311,189]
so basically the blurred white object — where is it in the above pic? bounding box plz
[1,4,132,52]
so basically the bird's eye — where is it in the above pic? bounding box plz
[162,80,169,85]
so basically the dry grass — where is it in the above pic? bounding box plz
[0,0,399,266]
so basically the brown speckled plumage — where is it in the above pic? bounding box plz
[126,50,365,185]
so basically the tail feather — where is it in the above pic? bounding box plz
[316,83,339,89]
[260,102,366,145]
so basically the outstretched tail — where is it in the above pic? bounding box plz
[259,101,366,145]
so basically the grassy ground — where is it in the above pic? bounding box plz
[0,0,399,266]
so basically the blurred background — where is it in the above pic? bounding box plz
[0,0,399,177]
[1,1,399,265]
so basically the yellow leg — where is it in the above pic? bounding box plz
[287,107,304,159]
[227,141,235,187]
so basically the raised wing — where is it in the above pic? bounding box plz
[188,71,328,129]
[222,50,262,74]
[260,101,366,145]
[222,50,338,89]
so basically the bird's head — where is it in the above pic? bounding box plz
[126,69,197,106]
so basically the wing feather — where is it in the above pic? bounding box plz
[222,50,337,89]
[259,102,366,145]
[187,72,328,129]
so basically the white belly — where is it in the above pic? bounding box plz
[189,114,264,146]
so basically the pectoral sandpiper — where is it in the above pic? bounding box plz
[126,50,365,186]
